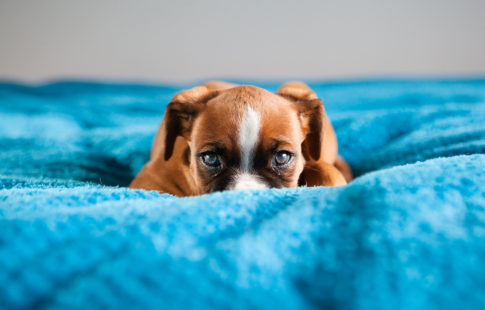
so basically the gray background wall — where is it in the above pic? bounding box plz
[1,0,484,83]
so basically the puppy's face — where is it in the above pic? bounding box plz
[164,84,324,194]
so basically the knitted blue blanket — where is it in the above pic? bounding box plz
[1,79,484,309]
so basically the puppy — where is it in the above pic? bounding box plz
[130,81,352,196]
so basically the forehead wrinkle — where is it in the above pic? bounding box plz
[199,140,226,150]
[267,138,295,150]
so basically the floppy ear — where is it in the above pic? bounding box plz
[277,82,324,161]
[163,86,216,160]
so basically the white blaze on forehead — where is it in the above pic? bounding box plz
[229,106,267,191]
[239,106,261,172]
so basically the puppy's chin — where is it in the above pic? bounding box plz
[228,173,268,191]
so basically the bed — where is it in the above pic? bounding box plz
[1,79,484,309]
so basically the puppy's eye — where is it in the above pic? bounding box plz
[273,151,293,167]
[200,152,221,168]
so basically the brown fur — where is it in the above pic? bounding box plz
[130,81,353,196]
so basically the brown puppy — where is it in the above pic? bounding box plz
[130,81,352,196]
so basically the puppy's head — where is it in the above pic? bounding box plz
[163,82,324,194]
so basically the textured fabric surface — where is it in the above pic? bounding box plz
[0,79,484,309]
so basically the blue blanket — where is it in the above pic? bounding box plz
[1,79,484,309]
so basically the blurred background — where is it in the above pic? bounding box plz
[1,0,484,83]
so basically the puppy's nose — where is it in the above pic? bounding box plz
[229,173,267,191]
